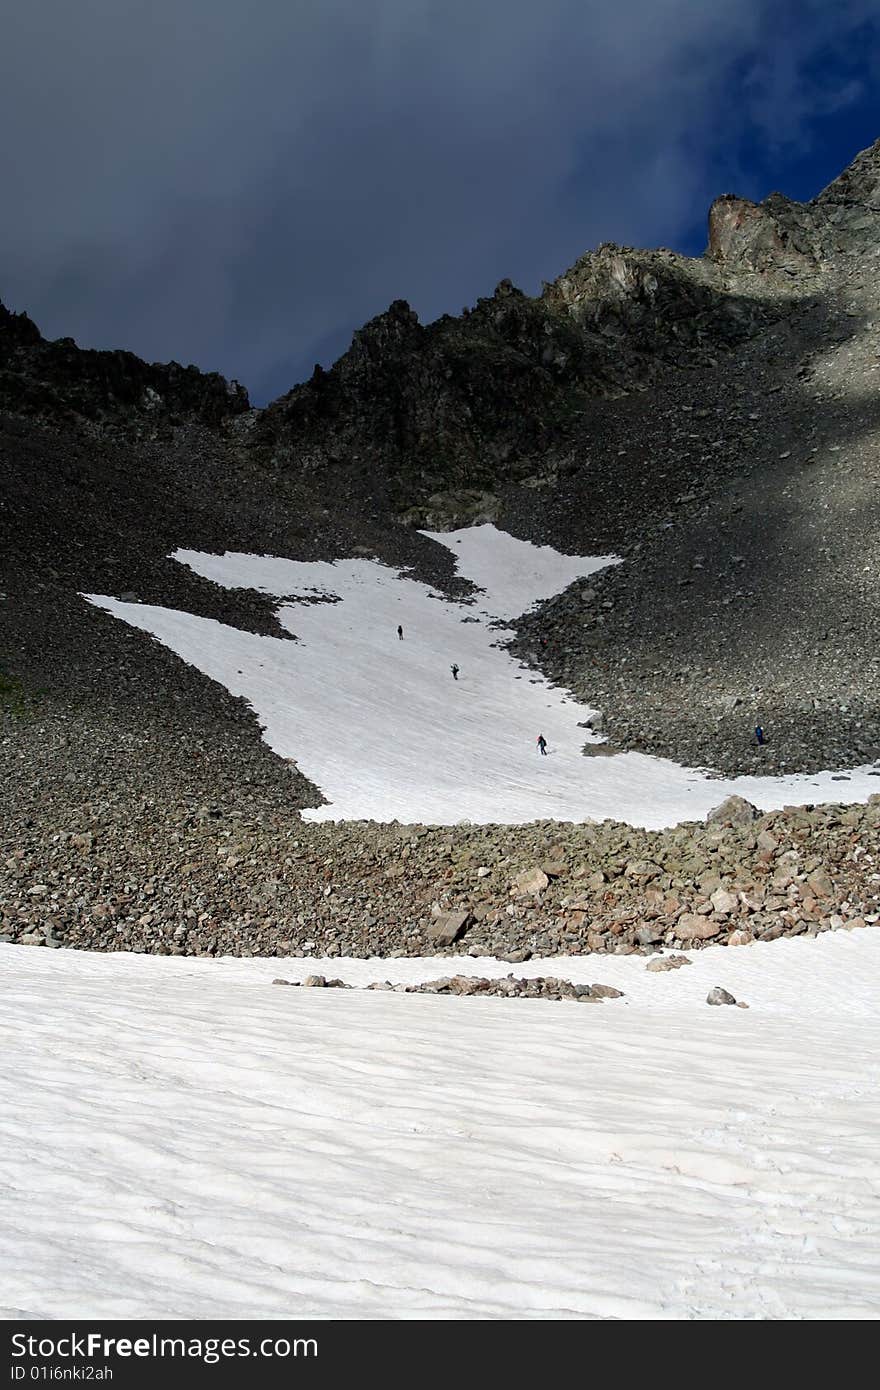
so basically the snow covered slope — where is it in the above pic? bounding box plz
[85,525,880,826]
[2,932,879,1320]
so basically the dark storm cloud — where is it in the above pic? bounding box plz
[2,1,878,402]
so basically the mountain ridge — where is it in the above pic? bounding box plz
[3,139,878,454]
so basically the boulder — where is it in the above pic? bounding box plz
[625,859,663,880]
[706,795,760,826]
[675,913,723,941]
[426,909,471,945]
[710,887,739,917]
[707,986,737,1006]
[514,867,549,895]
[635,924,663,945]
[645,954,692,972]
[806,867,834,899]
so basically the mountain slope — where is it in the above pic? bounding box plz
[1,140,880,947]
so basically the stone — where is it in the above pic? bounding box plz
[707,986,737,1006]
[302,974,327,987]
[760,923,785,941]
[625,860,663,880]
[514,867,549,895]
[806,867,834,899]
[726,928,754,946]
[426,909,471,944]
[590,983,624,998]
[635,924,663,945]
[710,887,739,917]
[541,861,568,878]
[706,796,760,826]
[645,954,692,971]
[675,913,722,940]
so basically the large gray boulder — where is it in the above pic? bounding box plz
[426,910,471,945]
[706,795,760,826]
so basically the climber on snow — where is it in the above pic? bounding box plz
[451,663,459,680]
[397,625,404,640]
[537,734,547,755]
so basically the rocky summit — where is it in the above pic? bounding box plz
[2,139,880,958]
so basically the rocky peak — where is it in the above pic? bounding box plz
[706,192,823,274]
[336,299,423,377]
[543,238,771,371]
[0,301,41,348]
[816,136,880,211]
[707,138,880,274]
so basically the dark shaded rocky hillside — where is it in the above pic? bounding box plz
[0,302,250,433]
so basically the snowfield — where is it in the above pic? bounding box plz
[86,524,880,826]
[2,932,879,1320]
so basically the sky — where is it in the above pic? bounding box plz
[2,1,879,405]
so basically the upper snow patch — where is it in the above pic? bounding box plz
[84,525,880,826]
[419,523,618,620]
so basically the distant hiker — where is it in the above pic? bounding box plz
[397,625,404,640]
[755,724,765,746]
[451,663,459,681]
[537,734,547,756]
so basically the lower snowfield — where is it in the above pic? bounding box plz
[2,932,879,1320]
[85,525,880,826]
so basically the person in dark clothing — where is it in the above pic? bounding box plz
[537,734,547,755]
[755,724,765,745]
[451,663,459,680]
[397,625,403,640]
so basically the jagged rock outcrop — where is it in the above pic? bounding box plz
[246,286,588,504]
[0,301,249,437]
[706,193,826,274]
[707,138,880,273]
[250,243,784,520]
[816,136,880,221]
